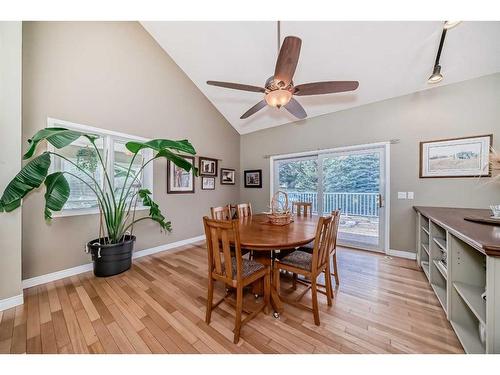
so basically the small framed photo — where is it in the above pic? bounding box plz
[199,157,218,177]
[220,168,235,185]
[167,156,195,193]
[201,177,215,190]
[420,134,492,178]
[244,169,262,188]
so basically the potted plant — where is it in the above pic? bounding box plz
[0,127,197,277]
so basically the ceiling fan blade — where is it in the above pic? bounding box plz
[207,81,266,93]
[274,36,302,87]
[294,81,359,96]
[240,100,267,119]
[284,98,307,119]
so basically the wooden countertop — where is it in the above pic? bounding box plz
[414,206,500,257]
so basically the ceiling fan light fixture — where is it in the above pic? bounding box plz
[265,89,292,108]
[428,65,443,84]
[444,21,462,30]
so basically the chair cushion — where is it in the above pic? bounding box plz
[225,258,265,279]
[297,241,314,254]
[279,250,312,271]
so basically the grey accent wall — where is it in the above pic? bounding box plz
[0,22,23,302]
[240,74,500,253]
[22,22,240,279]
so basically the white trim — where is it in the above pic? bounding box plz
[22,263,94,289]
[269,141,391,162]
[22,235,205,289]
[46,117,154,218]
[52,206,149,218]
[132,235,205,259]
[387,249,417,260]
[0,293,24,312]
[269,141,391,254]
[47,117,150,142]
[383,143,391,255]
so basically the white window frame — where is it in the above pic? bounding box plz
[269,141,391,254]
[47,117,154,218]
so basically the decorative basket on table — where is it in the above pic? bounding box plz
[267,190,293,225]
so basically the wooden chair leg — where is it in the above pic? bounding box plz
[311,277,320,326]
[332,252,340,286]
[292,273,297,290]
[263,272,271,314]
[234,286,243,344]
[205,276,214,324]
[325,264,333,307]
[273,265,281,295]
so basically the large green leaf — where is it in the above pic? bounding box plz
[0,152,51,212]
[44,172,70,220]
[24,127,98,160]
[138,189,171,232]
[155,149,199,176]
[125,139,196,156]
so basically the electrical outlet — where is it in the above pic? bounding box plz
[397,192,407,199]
[407,192,414,199]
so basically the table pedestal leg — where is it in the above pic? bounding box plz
[253,251,284,316]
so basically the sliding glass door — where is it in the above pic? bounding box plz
[273,144,387,252]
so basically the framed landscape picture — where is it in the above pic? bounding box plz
[220,168,235,185]
[199,157,218,177]
[201,177,215,190]
[419,135,492,178]
[244,169,262,188]
[167,156,195,193]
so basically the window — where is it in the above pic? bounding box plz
[47,118,153,216]
[271,143,389,252]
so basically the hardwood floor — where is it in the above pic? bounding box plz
[0,243,463,354]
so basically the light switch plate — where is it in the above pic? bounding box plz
[397,192,407,199]
[407,192,414,199]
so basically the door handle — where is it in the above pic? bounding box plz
[378,194,384,208]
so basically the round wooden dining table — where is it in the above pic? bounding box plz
[236,213,320,316]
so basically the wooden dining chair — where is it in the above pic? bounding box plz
[273,214,334,325]
[296,210,341,292]
[292,201,312,217]
[203,216,270,343]
[236,203,252,218]
[210,205,231,220]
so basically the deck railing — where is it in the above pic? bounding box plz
[283,191,379,217]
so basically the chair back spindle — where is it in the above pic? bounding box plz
[210,205,231,220]
[311,215,333,272]
[293,202,312,217]
[203,217,243,283]
[236,203,252,218]
[328,210,341,256]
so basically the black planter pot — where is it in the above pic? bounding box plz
[87,235,136,277]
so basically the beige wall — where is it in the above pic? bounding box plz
[240,74,500,253]
[0,22,23,302]
[22,22,240,279]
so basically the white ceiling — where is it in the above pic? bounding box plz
[142,21,500,135]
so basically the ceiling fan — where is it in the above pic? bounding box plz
[206,22,359,120]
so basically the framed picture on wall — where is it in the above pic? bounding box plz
[201,177,215,190]
[167,156,195,193]
[244,169,262,188]
[198,157,218,177]
[419,135,492,178]
[220,168,235,185]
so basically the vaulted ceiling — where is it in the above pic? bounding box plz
[142,21,500,135]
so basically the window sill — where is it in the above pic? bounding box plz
[52,206,149,218]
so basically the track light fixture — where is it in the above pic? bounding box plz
[428,21,461,84]
[444,21,462,30]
